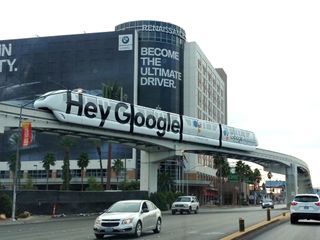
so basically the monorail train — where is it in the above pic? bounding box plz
[34,90,258,151]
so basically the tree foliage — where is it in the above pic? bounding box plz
[102,84,123,190]
[118,180,140,190]
[214,156,230,177]
[7,154,20,175]
[77,152,90,191]
[42,152,56,190]
[0,193,12,217]
[158,171,173,192]
[86,177,103,191]
[60,136,73,190]
[93,139,104,186]
[112,159,124,185]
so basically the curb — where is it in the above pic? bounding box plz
[220,212,290,240]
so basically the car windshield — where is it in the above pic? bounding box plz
[107,202,141,213]
[294,195,319,202]
[176,197,191,202]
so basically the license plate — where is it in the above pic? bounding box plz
[105,227,112,233]
[304,206,309,210]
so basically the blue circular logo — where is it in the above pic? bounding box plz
[122,36,129,44]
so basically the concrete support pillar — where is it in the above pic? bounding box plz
[140,151,158,194]
[286,163,298,207]
[297,174,310,194]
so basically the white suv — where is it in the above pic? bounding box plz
[171,196,199,215]
[290,193,320,224]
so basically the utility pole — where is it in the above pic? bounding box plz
[12,100,34,221]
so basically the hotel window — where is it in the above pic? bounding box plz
[198,59,202,69]
[198,72,202,89]
[203,79,207,95]
[217,98,221,110]
[197,108,202,118]
[0,171,9,179]
[86,169,107,177]
[198,92,202,106]
[212,92,216,104]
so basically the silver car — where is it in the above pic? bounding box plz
[93,200,162,239]
[261,198,274,209]
[290,193,320,224]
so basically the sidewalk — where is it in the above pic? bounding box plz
[0,213,98,226]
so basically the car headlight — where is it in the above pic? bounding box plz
[122,218,133,224]
[95,218,101,225]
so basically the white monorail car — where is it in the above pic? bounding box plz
[34,90,258,151]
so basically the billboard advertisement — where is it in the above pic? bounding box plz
[0,30,136,162]
[0,31,136,104]
[138,42,183,114]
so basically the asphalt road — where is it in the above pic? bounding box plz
[0,205,287,240]
[247,220,320,240]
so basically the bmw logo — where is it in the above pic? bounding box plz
[122,36,130,44]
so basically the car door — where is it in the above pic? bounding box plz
[146,201,158,229]
[191,197,198,210]
[141,201,153,230]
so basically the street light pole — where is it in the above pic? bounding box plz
[11,105,23,221]
[11,100,35,221]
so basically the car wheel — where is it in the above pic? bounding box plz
[188,207,192,214]
[134,221,142,237]
[94,233,104,239]
[153,218,161,233]
[172,210,176,215]
[194,207,199,214]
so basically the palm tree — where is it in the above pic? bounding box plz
[214,156,230,205]
[93,139,104,186]
[158,171,173,192]
[102,83,123,190]
[42,152,56,190]
[8,154,17,175]
[8,132,21,188]
[60,136,73,190]
[235,160,247,204]
[112,159,124,189]
[77,152,90,191]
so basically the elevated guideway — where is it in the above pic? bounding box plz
[0,103,313,203]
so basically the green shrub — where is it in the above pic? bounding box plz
[118,181,140,190]
[0,193,12,217]
[86,177,103,191]
[149,191,183,211]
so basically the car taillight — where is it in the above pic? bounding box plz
[291,201,298,206]
[315,202,320,207]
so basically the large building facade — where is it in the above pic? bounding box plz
[0,21,227,199]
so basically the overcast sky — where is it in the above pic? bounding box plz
[2,0,320,187]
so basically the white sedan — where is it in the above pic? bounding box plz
[93,200,162,238]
